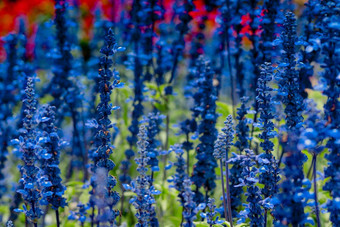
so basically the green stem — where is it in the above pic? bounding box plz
[313,154,321,227]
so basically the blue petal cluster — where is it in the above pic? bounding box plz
[38,105,67,210]
[201,198,224,225]
[234,149,263,226]
[182,177,199,227]
[191,58,218,203]
[14,77,43,224]
[256,63,280,201]
[234,97,251,153]
[89,28,122,225]
[214,115,234,162]
[169,144,187,205]
[145,111,163,173]
[276,12,305,130]
[124,125,159,227]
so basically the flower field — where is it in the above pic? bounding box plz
[0,0,339,226]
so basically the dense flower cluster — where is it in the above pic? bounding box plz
[234,97,251,153]
[14,77,43,225]
[124,125,159,227]
[234,149,263,226]
[169,144,187,205]
[256,63,280,201]
[182,177,199,227]
[191,58,218,203]
[38,105,67,210]
[145,111,163,173]
[276,12,305,130]
[89,28,122,225]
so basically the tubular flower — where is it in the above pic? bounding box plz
[191,57,218,203]
[213,115,234,162]
[124,125,160,227]
[276,12,305,130]
[169,144,187,206]
[182,177,199,227]
[145,111,164,173]
[234,96,251,153]
[256,63,280,200]
[234,149,263,226]
[13,77,43,224]
[38,105,67,210]
[89,28,122,225]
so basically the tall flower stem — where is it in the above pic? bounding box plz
[186,134,190,175]
[219,160,228,222]
[225,153,233,227]
[312,153,321,227]
[56,210,60,227]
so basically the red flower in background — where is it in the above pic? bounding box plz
[0,0,256,61]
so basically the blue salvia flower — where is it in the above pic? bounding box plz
[179,119,197,175]
[255,63,280,223]
[214,115,234,161]
[89,28,122,226]
[229,96,251,216]
[124,125,159,227]
[49,0,86,179]
[34,21,55,69]
[298,99,326,226]
[154,38,173,87]
[251,0,280,138]
[213,115,234,223]
[298,0,320,99]
[256,63,280,194]
[168,0,195,86]
[13,77,43,225]
[273,132,310,226]
[139,0,163,81]
[186,16,208,95]
[235,149,263,226]
[275,12,305,130]
[234,96,251,153]
[38,105,67,212]
[49,0,73,111]
[228,152,243,218]
[145,111,164,174]
[68,203,89,226]
[87,9,112,120]
[0,34,21,200]
[246,0,261,98]
[191,57,218,203]
[272,13,310,226]
[229,0,248,98]
[272,137,310,226]
[260,0,281,63]
[91,168,120,225]
[316,1,340,225]
[182,177,199,227]
[168,144,187,206]
[215,0,235,110]
[201,198,224,226]
[121,15,146,185]
[298,100,326,155]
